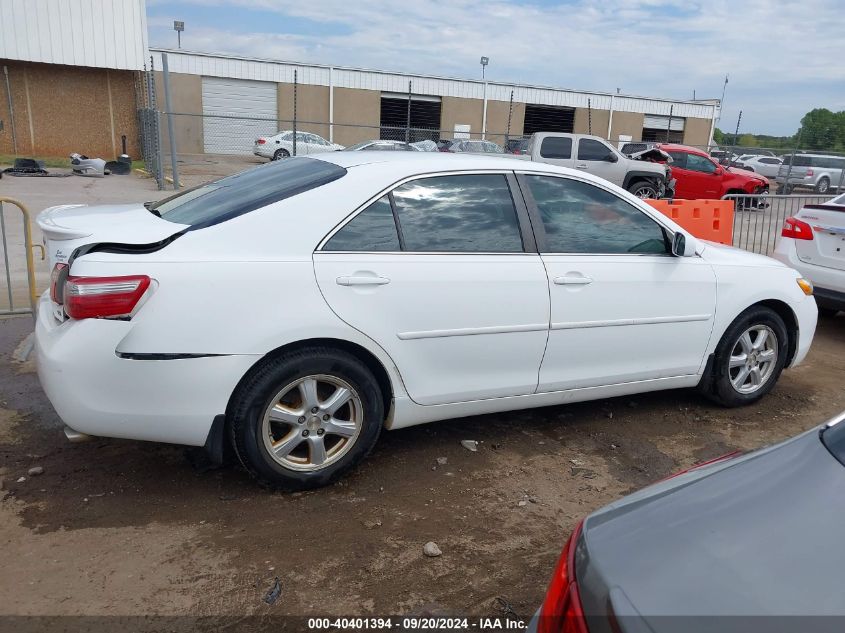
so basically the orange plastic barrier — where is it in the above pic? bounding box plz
[645,199,734,245]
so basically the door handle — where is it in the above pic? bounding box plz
[554,275,593,285]
[576,163,588,169]
[336,275,390,286]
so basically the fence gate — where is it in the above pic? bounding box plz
[0,198,44,318]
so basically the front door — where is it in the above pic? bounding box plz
[575,138,625,187]
[314,172,550,405]
[670,151,722,198]
[517,173,717,392]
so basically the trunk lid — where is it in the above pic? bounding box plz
[38,203,188,270]
[795,203,845,271]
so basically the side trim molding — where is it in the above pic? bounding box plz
[397,323,548,340]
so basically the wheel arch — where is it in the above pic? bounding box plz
[713,299,799,366]
[622,170,663,190]
[225,337,395,423]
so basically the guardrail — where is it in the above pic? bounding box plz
[725,193,831,256]
[0,197,45,318]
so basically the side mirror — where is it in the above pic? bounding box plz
[605,153,619,163]
[671,232,695,257]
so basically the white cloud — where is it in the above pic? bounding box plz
[147,0,845,135]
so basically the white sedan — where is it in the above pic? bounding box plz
[253,130,343,160]
[35,153,817,489]
[773,192,845,316]
[735,155,783,178]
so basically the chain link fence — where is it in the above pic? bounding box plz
[134,62,165,190]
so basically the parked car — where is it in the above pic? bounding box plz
[344,140,419,152]
[530,409,845,633]
[733,155,783,178]
[776,153,845,194]
[253,131,343,160]
[659,144,769,202]
[504,138,531,155]
[410,140,439,152]
[446,139,504,154]
[709,148,738,165]
[36,153,817,490]
[529,133,673,199]
[772,192,845,316]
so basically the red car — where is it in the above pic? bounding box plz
[658,144,769,200]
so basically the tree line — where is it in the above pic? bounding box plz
[714,108,845,152]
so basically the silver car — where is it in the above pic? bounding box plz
[777,153,845,194]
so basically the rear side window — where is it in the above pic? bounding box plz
[391,174,523,252]
[540,137,572,159]
[324,196,400,251]
[151,158,346,229]
[524,175,669,254]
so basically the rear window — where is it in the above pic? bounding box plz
[148,158,346,229]
[540,137,572,159]
[822,420,845,467]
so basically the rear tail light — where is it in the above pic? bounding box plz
[782,217,814,240]
[50,263,69,304]
[256,138,266,145]
[806,169,814,177]
[64,275,151,320]
[538,520,588,633]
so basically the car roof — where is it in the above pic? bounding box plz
[658,143,709,157]
[311,150,546,172]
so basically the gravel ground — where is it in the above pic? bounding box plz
[1,313,844,626]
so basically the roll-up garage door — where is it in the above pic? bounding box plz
[641,114,685,143]
[380,94,442,142]
[202,77,278,154]
[523,104,575,135]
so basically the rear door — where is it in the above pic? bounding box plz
[575,138,625,187]
[313,171,550,406]
[795,205,845,271]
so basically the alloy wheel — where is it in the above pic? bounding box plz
[261,374,363,472]
[728,325,778,394]
[632,184,658,199]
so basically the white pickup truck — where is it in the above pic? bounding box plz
[526,132,674,199]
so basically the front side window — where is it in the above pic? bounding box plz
[685,153,718,174]
[324,196,399,251]
[540,137,572,159]
[391,174,523,252]
[578,139,614,161]
[524,175,669,254]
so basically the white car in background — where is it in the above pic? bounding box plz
[773,193,845,316]
[35,153,816,490]
[735,155,783,178]
[254,130,343,160]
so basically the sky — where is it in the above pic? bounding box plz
[146,0,845,137]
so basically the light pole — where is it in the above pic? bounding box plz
[174,21,184,49]
[480,56,489,140]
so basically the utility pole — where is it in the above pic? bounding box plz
[733,110,742,146]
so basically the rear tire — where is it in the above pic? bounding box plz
[272,148,290,161]
[815,177,830,194]
[699,306,789,407]
[229,347,384,490]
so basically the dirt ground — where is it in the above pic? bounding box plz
[1,313,844,628]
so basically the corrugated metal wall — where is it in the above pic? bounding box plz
[152,49,718,121]
[0,0,149,71]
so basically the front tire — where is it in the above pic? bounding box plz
[700,306,789,407]
[627,180,659,199]
[229,347,384,489]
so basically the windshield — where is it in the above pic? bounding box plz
[148,158,346,229]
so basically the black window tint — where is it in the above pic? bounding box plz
[540,137,572,159]
[324,196,399,251]
[525,175,669,254]
[685,153,717,174]
[151,157,346,229]
[392,175,523,252]
[578,139,613,161]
